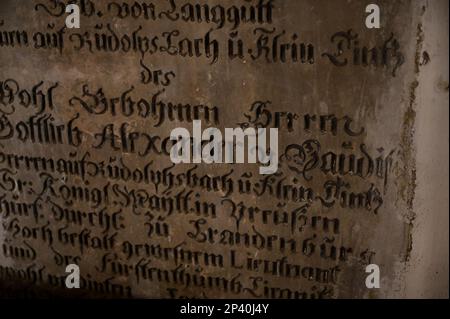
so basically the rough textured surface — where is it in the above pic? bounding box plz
[0,0,447,298]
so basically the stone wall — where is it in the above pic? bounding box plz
[0,0,448,299]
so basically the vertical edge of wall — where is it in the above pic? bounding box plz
[405,0,449,299]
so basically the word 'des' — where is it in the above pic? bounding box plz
[170,121,279,175]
